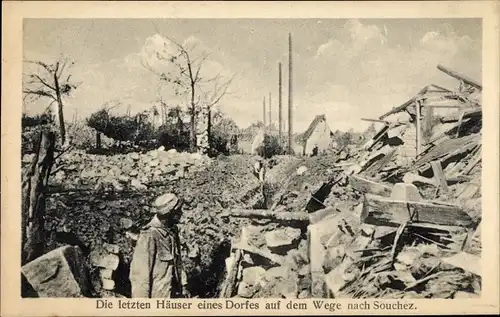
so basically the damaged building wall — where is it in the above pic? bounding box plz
[303,115,332,156]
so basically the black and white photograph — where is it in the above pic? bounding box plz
[16,15,486,302]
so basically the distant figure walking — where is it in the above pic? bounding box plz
[252,157,266,183]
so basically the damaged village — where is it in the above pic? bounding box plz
[21,24,483,302]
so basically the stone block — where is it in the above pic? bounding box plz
[90,251,120,270]
[102,278,115,290]
[242,266,266,287]
[265,227,302,255]
[237,282,255,298]
[21,246,90,297]
[391,183,422,201]
[100,268,114,279]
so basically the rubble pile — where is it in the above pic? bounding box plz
[220,216,311,299]
[22,147,212,192]
[220,65,482,299]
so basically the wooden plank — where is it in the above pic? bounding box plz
[232,242,284,266]
[461,148,481,175]
[458,182,480,200]
[408,222,468,235]
[437,64,482,90]
[425,104,464,109]
[349,174,392,197]
[365,148,398,177]
[379,85,430,120]
[416,100,422,156]
[446,175,473,184]
[361,193,474,228]
[361,118,390,124]
[367,125,390,151]
[430,84,453,92]
[412,134,480,171]
[222,209,310,222]
[430,161,449,195]
[423,104,434,144]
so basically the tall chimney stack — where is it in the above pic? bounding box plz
[269,93,272,128]
[288,33,293,154]
[278,62,283,143]
[263,96,266,126]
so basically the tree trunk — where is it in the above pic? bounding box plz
[96,131,102,149]
[53,73,66,145]
[208,108,212,147]
[189,81,197,152]
[189,110,196,152]
[222,209,310,222]
[22,131,56,264]
[196,104,210,154]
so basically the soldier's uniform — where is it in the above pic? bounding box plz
[129,194,187,298]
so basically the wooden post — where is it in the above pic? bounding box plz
[288,33,293,154]
[268,93,272,128]
[437,65,482,90]
[430,160,449,195]
[423,104,434,144]
[415,100,422,157]
[263,96,266,126]
[22,131,56,264]
[279,62,283,145]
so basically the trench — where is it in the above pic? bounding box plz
[33,157,300,299]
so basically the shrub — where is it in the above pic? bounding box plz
[157,123,190,151]
[22,113,52,128]
[66,122,114,150]
[262,134,284,158]
[209,130,230,156]
[86,109,157,145]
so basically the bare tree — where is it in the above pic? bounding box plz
[142,35,234,153]
[23,58,79,145]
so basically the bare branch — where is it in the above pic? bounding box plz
[24,60,54,73]
[22,88,57,101]
[204,72,223,84]
[141,57,162,77]
[194,52,211,82]
[57,59,67,78]
[206,73,236,109]
[31,74,56,91]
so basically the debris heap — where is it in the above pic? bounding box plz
[220,65,482,299]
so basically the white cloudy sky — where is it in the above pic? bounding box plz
[23,19,481,132]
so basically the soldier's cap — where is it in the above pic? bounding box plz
[153,193,182,216]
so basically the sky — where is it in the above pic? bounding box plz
[23,18,482,133]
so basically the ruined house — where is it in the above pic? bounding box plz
[220,64,482,300]
[300,114,333,156]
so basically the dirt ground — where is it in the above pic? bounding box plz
[40,153,302,298]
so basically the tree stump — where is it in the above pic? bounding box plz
[22,131,56,265]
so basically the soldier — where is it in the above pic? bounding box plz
[252,157,266,183]
[129,193,189,298]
